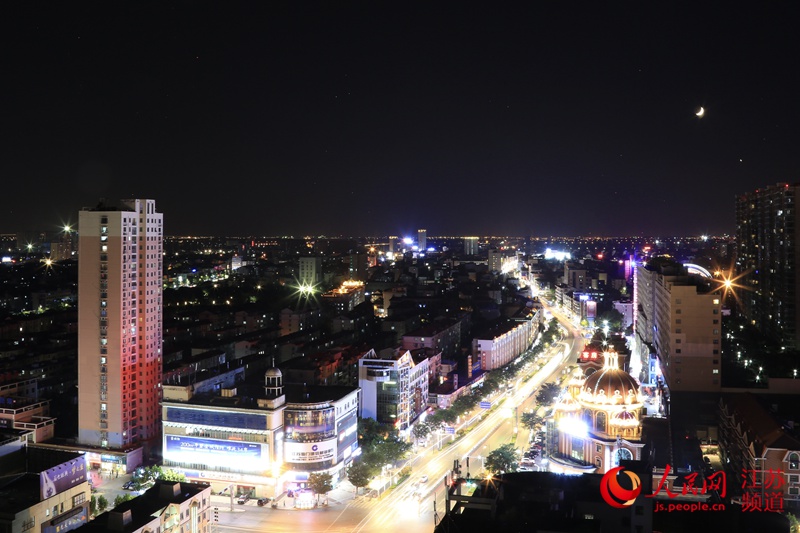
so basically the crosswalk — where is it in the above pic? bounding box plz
[343,495,381,508]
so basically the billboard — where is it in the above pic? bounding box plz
[165,436,262,459]
[284,408,335,442]
[284,439,336,464]
[40,457,87,499]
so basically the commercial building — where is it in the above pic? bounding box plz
[417,229,427,251]
[548,351,646,475]
[359,348,430,430]
[633,260,722,392]
[161,365,359,498]
[74,480,212,533]
[0,447,91,533]
[77,199,163,462]
[735,183,800,350]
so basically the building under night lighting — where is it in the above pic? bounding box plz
[736,183,800,350]
[77,199,163,465]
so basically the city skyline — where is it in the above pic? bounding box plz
[4,4,800,237]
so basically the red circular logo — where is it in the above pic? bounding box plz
[600,466,642,508]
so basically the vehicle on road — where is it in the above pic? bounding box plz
[122,481,136,490]
[238,494,251,504]
[419,475,429,483]
[257,498,270,506]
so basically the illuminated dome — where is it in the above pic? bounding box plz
[556,396,581,412]
[265,367,282,378]
[611,409,639,428]
[579,351,641,406]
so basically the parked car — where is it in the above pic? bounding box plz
[237,494,251,505]
[122,481,136,490]
[257,498,270,506]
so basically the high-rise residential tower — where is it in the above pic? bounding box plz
[298,256,323,288]
[633,260,722,392]
[78,199,163,450]
[463,236,478,256]
[417,228,427,251]
[735,183,800,350]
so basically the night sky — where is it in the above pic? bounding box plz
[3,3,800,238]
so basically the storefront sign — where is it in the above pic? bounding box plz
[284,439,336,464]
[166,435,262,459]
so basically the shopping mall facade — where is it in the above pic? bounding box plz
[161,365,359,499]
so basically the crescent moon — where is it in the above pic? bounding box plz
[696,107,705,118]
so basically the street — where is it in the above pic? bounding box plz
[208,307,583,533]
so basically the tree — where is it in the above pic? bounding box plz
[597,309,625,332]
[484,443,519,475]
[308,472,333,503]
[90,495,97,516]
[536,382,561,406]
[520,411,543,431]
[114,494,134,507]
[96,495,109,513]
[158,468,187,482]
[412,422,431,442]
[347,461,374,494]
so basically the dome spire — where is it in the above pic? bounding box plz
[603,349,619,370]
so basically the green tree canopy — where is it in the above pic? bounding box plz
[308,472,334,502]
[113,494,134,507]
[521,411,543,431]
[536,382,561,406]
[412,422,431,442]
[358,417,411,471]
[597,309,625,332]
[484,443,519,475]
[347,461,374,494]
[97,494,109,513]
[158,468,187,482]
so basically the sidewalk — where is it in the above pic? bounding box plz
[267,480,359,511]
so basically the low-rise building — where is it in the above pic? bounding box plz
[74,480,211,533]
[718,393,800,509]
[0,447,91,533]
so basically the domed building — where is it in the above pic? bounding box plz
[548,350,646,475]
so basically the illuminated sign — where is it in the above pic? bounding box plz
[284,439,336,464]
[40,457,86,499]
[581,351,600,361]
[165,435,262,459]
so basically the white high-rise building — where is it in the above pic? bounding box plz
[298,256,323,288]
[78,199,163,450]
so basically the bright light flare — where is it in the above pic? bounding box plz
[558,418,588,438]
[716,270,750,305]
